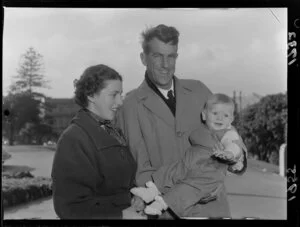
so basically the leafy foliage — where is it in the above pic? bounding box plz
[2,176,52,209]
[3,92,41,145]
[3,47,55,145]
[235,93,287,164]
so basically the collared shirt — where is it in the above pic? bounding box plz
[144,72,176,116]
[157,80,174,99]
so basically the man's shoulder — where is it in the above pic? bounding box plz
[118,88,142,114]
[178,78,211,93]
[122,88,139,105]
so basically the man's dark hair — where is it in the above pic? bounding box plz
[141,24,180,54]
[73,64,122,108]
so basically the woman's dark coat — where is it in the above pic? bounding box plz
[51,109,137,219]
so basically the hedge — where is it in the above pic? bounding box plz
[2,176,52,209]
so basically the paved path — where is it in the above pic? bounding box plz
[226,168,286,219]
[3,146,287,219]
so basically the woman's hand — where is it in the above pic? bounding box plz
[131,195,145,212]
[122,205,147,219]
[130,181,161,203]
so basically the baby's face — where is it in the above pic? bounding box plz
[204,103,234,131]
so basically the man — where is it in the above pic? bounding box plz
[116,24,243,218]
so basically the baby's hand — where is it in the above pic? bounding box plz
[212,149,236,164]
[130,181,161,203]
[231,161,243,171]
[213,150,234,159]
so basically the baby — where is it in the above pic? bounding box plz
[131,93,247,217]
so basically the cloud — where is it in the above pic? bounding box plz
[275,29,287,54]
[3,8,287,98]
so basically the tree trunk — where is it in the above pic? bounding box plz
[9,122,14,146]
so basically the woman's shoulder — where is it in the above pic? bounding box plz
[58,123,87,144]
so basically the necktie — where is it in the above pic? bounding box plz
[167,90,176,115]
[167,90,175,105]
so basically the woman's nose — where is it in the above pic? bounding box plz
[116,95,123,106]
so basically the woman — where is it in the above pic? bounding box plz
[51,64,145,219]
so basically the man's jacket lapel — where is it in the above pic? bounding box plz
[137,81,174,128]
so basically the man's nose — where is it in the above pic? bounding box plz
[161,56,169,68]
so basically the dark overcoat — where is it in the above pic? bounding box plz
[51,109,137,219]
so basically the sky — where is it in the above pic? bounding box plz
[3,8,287,98]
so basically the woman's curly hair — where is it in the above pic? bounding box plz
[73,64,122,108]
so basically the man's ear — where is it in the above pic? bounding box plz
[140,52,147,67]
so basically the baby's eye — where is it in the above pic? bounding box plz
[224,114,229,117]
[212,112,218,115]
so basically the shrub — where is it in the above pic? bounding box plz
[2,176,52,209]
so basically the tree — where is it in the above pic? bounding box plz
[3,92,41,145]
[236,92,287,164]
[3,47,55,145]
[12,47,49,95]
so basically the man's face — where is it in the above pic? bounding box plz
[202,103,234,131]
[140,38,178,89]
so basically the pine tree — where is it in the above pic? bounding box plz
[13,47,49,95]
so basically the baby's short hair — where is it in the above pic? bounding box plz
[204,93,235,111]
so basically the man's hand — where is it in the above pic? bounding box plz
[198,184,222,204]
[131,195,145,212]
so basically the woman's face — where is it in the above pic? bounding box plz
[88,79,123,120]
